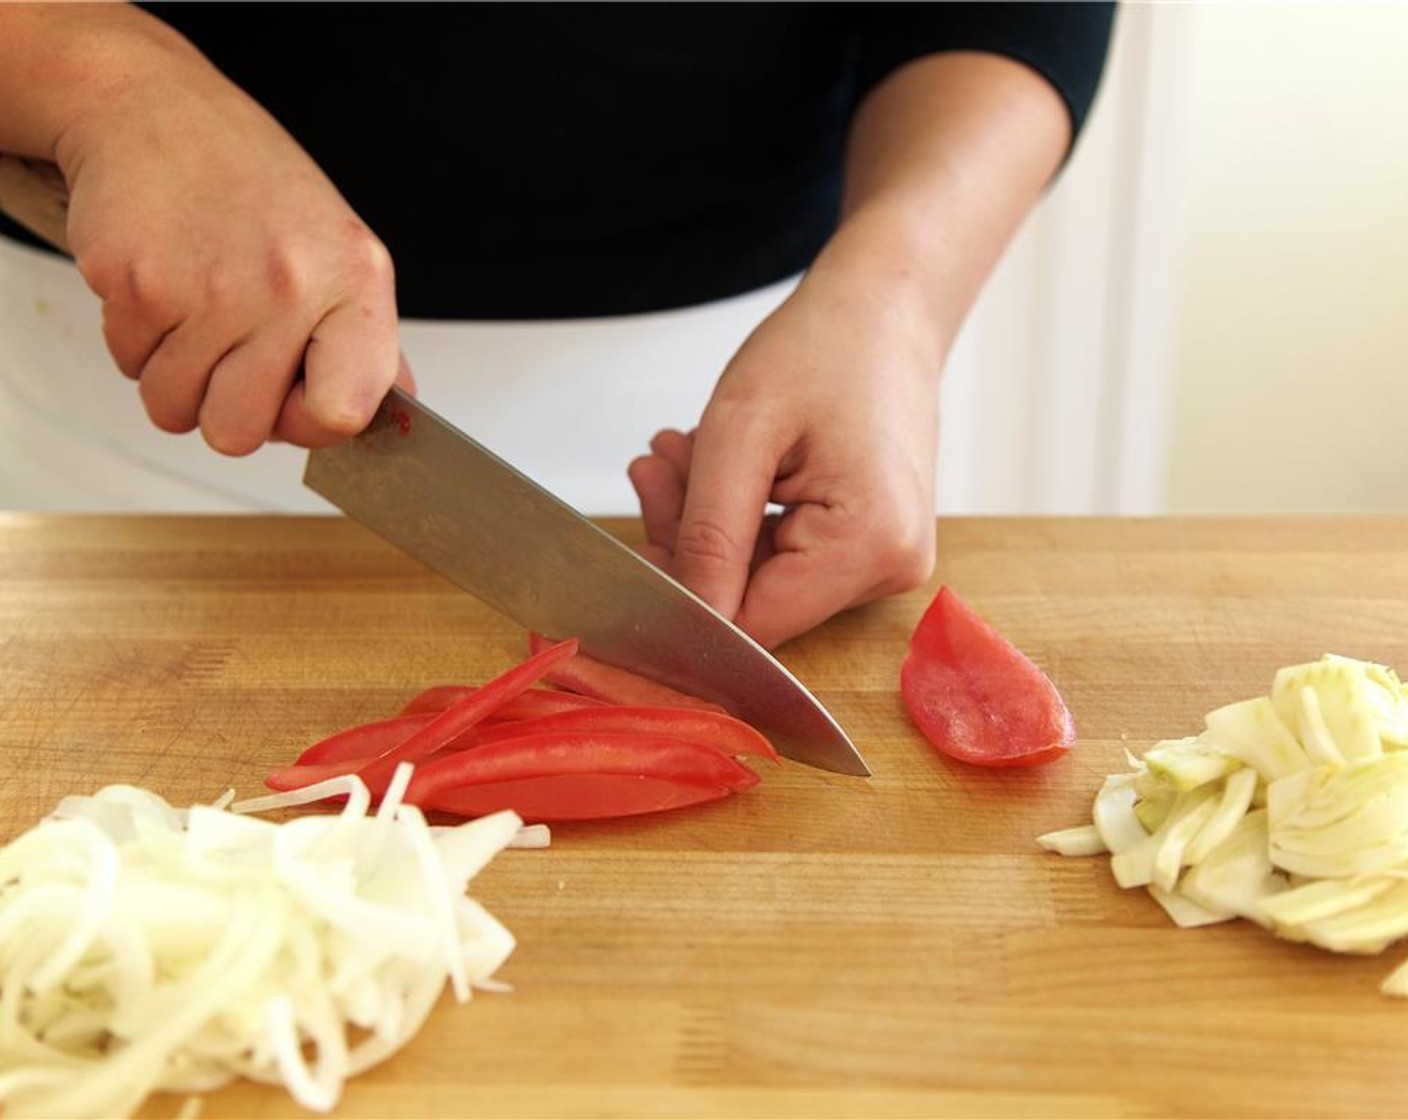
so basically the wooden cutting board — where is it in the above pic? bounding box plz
[5,513,1408,1118]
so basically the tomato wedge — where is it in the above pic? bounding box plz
[901,585,1075,768]
[422,774,732,822]
[527,632,728,713]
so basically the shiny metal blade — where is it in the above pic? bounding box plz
[304,388,869,776]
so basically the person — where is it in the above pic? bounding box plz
[0,2,1115,649]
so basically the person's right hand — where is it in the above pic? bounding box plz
[52,12,407,454]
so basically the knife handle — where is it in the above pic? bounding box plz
[0,155,71,254]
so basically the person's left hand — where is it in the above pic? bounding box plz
[628,269,941,650]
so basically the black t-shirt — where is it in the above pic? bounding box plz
[0,2,1116,319]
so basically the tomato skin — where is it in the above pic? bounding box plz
[901,586,1076,768]
[265,760,357,791]
[356,638,579,792]
[295,713,436,766]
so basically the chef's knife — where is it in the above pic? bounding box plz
[0,153,870,775]
[304,388,869,775]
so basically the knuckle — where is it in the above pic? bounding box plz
[263,246,307,305]
[343,224,395,290]
[74,245,121,299]
[122,256,181,320]
[100,316,144,381]
[872,514,936,592]
[78,245,186,325]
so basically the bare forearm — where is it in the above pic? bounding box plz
[0,3,211,162]
[809,51,1073,360]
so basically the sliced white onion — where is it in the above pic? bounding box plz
[0,774,536,1118]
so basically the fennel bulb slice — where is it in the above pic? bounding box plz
[1039,653,1408,998]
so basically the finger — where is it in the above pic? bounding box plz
[647,428,694,475]
[272,351,414,448]
[135,317,233,434]
[635,540,675,572]
[735,500,934,649]
[669,407,782,620]
[271,380,334,449]
[301,282,400,435]
[732,504,877,649]
[101,304,171,383]
[393,351,417,396]
[197,326,308,456]
[627,452,687,552]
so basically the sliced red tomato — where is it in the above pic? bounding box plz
[266,760,360,792]
[264,634,778,822]
[355,638,579,792]
[422,773,732,822]
[275,703,776,794]
[403,731,759,807]
[527,631,728,713]
[295,712,436,767]
[901,585,1075,768]
[471,705,780,762]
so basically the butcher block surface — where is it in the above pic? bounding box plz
[4,513,1408,1118]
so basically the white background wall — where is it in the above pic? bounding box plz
[936,0,1190,515]
[946,0,1408,517]
[1163,1,1408,513]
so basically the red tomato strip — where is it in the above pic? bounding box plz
[264,634,781,822]
[295,712,436,767]
[423,773,732,822]
[900,586,1075,768]
[403,732,758,806]
[355,638,579,793]
[527,631,728,713]
[398,685,607,719]
[472,706,780,763]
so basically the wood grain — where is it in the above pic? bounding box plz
[4,513,1408,1118]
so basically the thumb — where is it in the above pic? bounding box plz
[669,408,780,620]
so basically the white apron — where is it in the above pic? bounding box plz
[0,235,798,515]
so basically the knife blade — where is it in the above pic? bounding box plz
[305,388,870,776]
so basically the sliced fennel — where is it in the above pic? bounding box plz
[1036,653,1408,998]
[1035,824,1106,857]
[0,766,541,1118]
